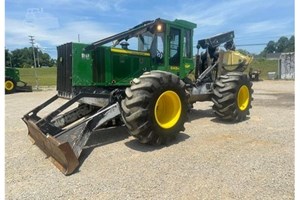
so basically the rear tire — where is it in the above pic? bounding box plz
[211,72,253,122]
[121,71,188,145]
[5,78,16,94]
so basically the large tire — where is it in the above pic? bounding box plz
[5,78,16,94]
[211,72,253,122]
[121,71,188,145]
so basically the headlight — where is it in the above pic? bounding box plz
[157,24,162,32]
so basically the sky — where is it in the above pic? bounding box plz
[5,0,295,58]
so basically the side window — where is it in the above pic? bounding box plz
[169,28,180,66]
[183,30,192,58]
[157,34,164,55]
[138,32,153,51]
[149,33,164,65]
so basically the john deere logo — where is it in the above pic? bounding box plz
[81,53,90,59]
[185,64,190,69]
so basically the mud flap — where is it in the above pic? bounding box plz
[22,94,121,175]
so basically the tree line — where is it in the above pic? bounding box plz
[5,35,294,68]
[5,47,56,68]
[259,35,294,57]
[236,35,294,58]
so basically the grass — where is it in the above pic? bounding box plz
[248,58,278,80]
[19,67,57,87]
[17,58,279,87]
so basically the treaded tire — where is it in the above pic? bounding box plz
[121,71,188,145]
[211,72,253,122]
[5,78,16,94]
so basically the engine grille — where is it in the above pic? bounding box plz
[57,43,73,98]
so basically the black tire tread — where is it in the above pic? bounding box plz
[121,71,187,145]
[212,73,253,122]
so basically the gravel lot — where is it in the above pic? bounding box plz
[5,80,294,200]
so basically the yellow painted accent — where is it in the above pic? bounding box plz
[154,91,182,129]
[5,80,14,91]
[170,66,179,70]
[111,48,150,56]
[223,50,253,66]
[184,64,191,69]
[237,85,250,111]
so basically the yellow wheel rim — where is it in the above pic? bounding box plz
[154,91,182,129]
[237,85,250,111]
[5,80,14,91]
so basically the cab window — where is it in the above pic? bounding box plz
[169,28,180,66]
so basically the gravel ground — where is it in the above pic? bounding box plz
[5,80,294,200]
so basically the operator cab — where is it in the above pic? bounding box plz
[109,18,197,78]
[84,18,197,82]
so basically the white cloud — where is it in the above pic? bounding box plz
[5,0,294,56]
[87,0,125,12]
[29,0,126,12]
[165,0,279,28]
[24,8,60,30]
[5,0,126,52]
[242,20,294,35]
[5,17,114,52]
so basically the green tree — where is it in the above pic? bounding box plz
[286,35,294,52]
[38,51,55,67]
[259,41,276,57]
[5,49,12,67]
[265,41,276,53]
[9,47,55,68]
[259,35,294,57]
[11,49,26,68]
[276,36,289,52]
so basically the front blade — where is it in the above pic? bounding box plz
[25,119,79,175]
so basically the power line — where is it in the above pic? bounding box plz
[236,43,267,47]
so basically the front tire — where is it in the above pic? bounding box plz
[211,72,253,122]
[121,71,188,145]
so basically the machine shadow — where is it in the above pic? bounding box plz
[187,108,215,122]
[74,126,190,174]
[124,132,190,152]
[187,108,250,124]
[75,125,129,172]
[75,126,190,173]
[75,107,249,173]
[211,116,250,124]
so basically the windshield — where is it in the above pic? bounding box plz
[114,31,154,52]
[113,30,165,64]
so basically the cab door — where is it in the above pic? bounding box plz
[168,27,181,73]
[182,29,193,76]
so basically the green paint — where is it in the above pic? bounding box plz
[5,67,20,82]
[66,18,197,87]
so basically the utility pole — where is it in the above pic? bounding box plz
[29,35,39,90]
[36,45,40,68]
